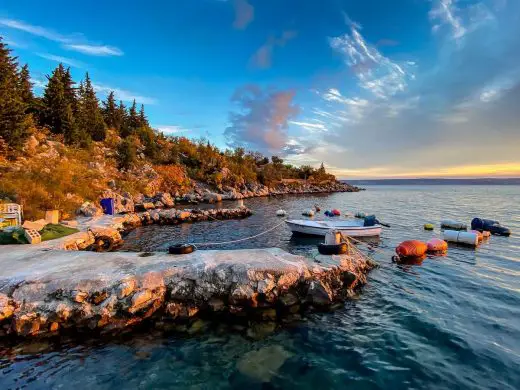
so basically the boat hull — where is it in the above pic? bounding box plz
[285,220,382,237]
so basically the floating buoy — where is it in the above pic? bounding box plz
[318,242,348,255]
[442,230,479,247]
[424,223,434,231]
[469,230,484,243]
[302,209,315,217]
[276,209,287,217]
[441,219,467,231]
[396,240,428,258]
[332,209,341,216]
[355,212,366,219]
[427,238,448,254]
[471,218,511,236]
[169,244,196,255]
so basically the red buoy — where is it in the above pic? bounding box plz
[396,240,428,258]
[426,238,448,254]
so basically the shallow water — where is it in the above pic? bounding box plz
[2,185,520,389]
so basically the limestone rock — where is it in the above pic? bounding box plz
[78,201,103,217]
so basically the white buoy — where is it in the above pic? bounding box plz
[441,219,467,230]
[276,209,287,217]
[442,230,479,246]
[302,209,315,217]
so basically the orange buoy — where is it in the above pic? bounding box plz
[469,230,484,243]
[395,240,428,258]
[332,209,341,216]
[427,238,448,254]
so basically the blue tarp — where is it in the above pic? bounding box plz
[100,198,115,215]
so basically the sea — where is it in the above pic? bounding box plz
[1,185,519,389]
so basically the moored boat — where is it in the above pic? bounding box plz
[285,219,382,237]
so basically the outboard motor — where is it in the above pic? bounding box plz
[363,215,378,227]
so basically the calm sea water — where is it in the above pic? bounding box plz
[1,185,519,389]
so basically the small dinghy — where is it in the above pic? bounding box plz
[286,218,382,237]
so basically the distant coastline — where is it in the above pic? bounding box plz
[342,178,520,186]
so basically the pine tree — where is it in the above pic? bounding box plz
[41,64,67,134]
[0,38,29,148]
[18,64,34,110]
[77,72,106,141]
[122,99,140,137]
[102,91,118,129]
[138,104,149,127]
[115,100,127,135]
[62,67,77,112]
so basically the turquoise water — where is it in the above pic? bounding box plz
[2,185,520,389]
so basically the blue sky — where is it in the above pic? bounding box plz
[1,0,520,178]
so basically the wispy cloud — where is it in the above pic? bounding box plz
[430,0,466,40]
[93,83,157,105]
[0,17,123,56]
[36,52,86,68]
[155,125,190,135]
[62,44,123,56]
[329,22,412,99]
[233,0,254,30]
[289,121,328,133]
[250,30,297,69]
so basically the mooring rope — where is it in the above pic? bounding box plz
[192,219,288,247]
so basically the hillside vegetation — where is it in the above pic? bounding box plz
[0,38,345,220]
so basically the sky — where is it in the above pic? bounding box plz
[1,0,519,179]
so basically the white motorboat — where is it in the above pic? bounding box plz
[285,219,382,237]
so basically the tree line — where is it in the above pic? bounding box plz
[0,37,335,185]
[0,37,156,154]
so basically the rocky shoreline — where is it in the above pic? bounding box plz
[59,207,253,251]
[79,181,360,216]
[0,248,376,341]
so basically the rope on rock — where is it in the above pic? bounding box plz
[192,219,288,247]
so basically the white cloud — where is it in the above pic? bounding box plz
[62,44,123,56]
[329,23,412,99]
[0,18,123,56]
[289,121,328,132]
[36,52,86,68]
[93,83,157,105]
[30,77,46,89]
[155,125,190,135]
[429,0,466,40]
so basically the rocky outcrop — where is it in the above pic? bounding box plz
[0,248,376,340]
[58,207,253,251]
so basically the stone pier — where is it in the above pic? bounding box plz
[0,247,376,340]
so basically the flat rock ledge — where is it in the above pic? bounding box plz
[0,248,376,340]
[60,207,252,251]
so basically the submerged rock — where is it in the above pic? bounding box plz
[236,345,293,382]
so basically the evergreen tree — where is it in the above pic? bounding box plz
[41,64,67,134]
[138,104,149,127]
[115,100,127,135]
[62,67,77,112]
[0,38,29,148]
[18,64,34,110]
[102,91,118,129]
[77,72,106,141]
[122,99,140,137]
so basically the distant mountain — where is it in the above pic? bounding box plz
[343,178,520,186]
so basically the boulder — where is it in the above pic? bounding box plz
[154,192,175,208]
[203,192,222,204]
[78,201,103,217]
